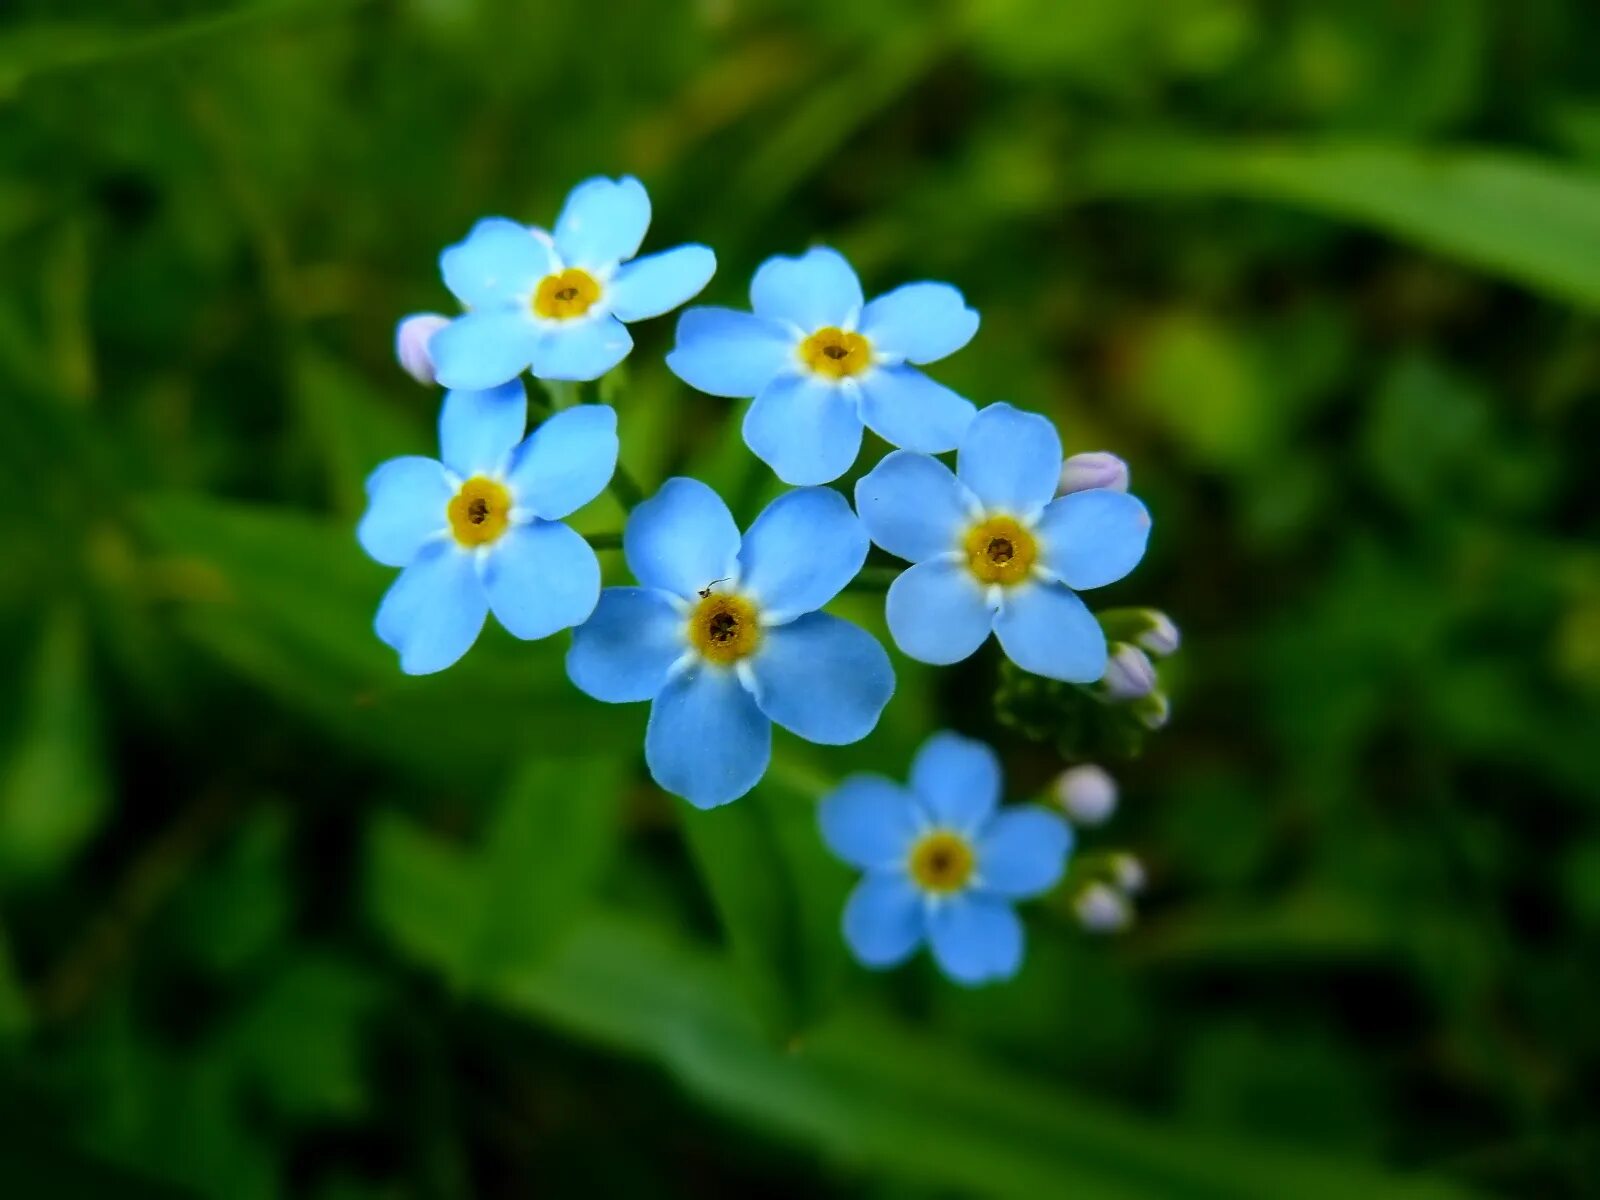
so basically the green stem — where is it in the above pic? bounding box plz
[607,462,646,511]
[589,531,623,550]
[844,564,901,592]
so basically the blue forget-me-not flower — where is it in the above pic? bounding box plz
[566,478,894,808]
[666,247,979,486]
[430,176,715,391]
[819,731,1072,986]
[357,381,619,674]
[855,403,1151,683]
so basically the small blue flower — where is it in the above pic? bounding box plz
[566,478,895,809]
[666,246,979,486]
[855,403,1151,683]
[818,731,1072,986]
[429,176,716,391]
[357,381,619,674]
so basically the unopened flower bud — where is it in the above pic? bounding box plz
[1135,610,1180,657]
[395,313,451,385]
[1058,451,1129,495]
[1099,642,1157,701]
[1073,882,1133,933]
[1132,691,1170,730]
[1108,853,1146,894]
[1053,764,1117,826]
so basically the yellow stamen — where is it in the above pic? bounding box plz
[532,267,602,320]
[962,514,1037,586]
[908,830,975,894]
[447,476,512,547]
[799,326,872,379]
[687,592,761,665]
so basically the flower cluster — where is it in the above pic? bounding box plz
[357,174,1175,987]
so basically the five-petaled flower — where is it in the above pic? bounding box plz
[855,403,1151,683]
[357,381,619,674]
[566,478,895,808]
[429,176,715,391]
[666,246,979,486]
[819,731,1071,986]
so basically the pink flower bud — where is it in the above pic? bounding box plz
[1053,764,1117,826]
[1099,642,1157,701]
[1073,882,1133,933]
[395,313,451,385]
[1135,610,1180,657]
[1058,451,1129,495]
[1109,853,1146,894]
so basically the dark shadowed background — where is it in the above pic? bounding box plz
[2,1,1598,1196]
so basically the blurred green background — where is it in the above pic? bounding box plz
[3,0,1599,1196]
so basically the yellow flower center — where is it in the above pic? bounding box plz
[447,476,512,547]
[962,514,1037,586]
[532,267,602,320]
[908,830,975,894]
[799,326,872,379]
[687,592,761,665]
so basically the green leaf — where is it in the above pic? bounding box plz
[1082,139,1600,309]
[366,811,478,986]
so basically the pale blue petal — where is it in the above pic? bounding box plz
[885,558,995,665]
[374,541,488,675]
[842,874,925,968]
[743,373,862,486]
[749,246,863,331]
[736,487,867,621]
[505,404,618,520]
[481,520,600,640]
[748,613,893,746]
[909,731,1002,832]
[859,282,979,364]
[855,451,974,563]
[977,807,1073,899]
[608,245,716,322]
[567,587,686,703]
[1034,490,1152,591]
[624,477,741,601]
[438,380,527,478]
[856,366,976,454]
[645,664,771,808]
[927,895,1024,986]
[818,774,921,871]
[439,217,554,308]
[993,580,1107,683]
[431,311,540,391]
[529,316,633,382]
[957,402,1062,517]
[357,456,451,567]
[553,175,651,269]
[666,308,795,398]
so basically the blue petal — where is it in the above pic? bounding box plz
[357,456,451,567]
[439,217,555,308]
[749,246,863,331]
[743,373,862,486]
[927,894,1024,986]
[431,311,540,391]
[666,308,795,398]
[993,579,1107,683]
[856,366,976,454]
[910,731,1001,831]
[818,774,921,871]
[481,520,600,640]
[855,451,975,563]
[737,487,867,621]
[645,664,770,808]
[842,873,925,968]
[859,282,979,364]
[624,477,741,601]
[885,558,995,665]
[374,541,488,675]
[748,613,893,745]
[977,807,1073,899]
[957,403,1062,517]
[529,316,633,382]
[567,587,687,703]
[608,245,716,322]
[553,175,651,269]
[1034,489,1152,591]
[505,404,618,520]
[437,380,527,478]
